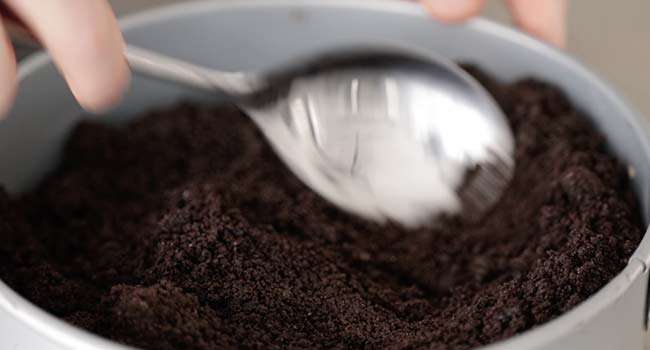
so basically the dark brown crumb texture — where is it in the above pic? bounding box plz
[0,70,643,350]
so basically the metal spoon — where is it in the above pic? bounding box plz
[131,44,516,227]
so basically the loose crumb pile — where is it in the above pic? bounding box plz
[0,70,642,350]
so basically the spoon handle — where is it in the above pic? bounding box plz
[125,45,262,95]
[0,4,260,97]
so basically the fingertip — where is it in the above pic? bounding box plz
[71,58,131,114]
[524,25,566,48]
[421,0,485,22]
[507,0,567,48]
[62,4,130,114]
[65,7,130,113]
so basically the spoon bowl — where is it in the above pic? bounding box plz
[127,44,515,226]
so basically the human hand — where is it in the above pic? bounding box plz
[420,0,567,47]
[0,0,129,116]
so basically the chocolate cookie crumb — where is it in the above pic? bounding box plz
[0,70,642,350]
